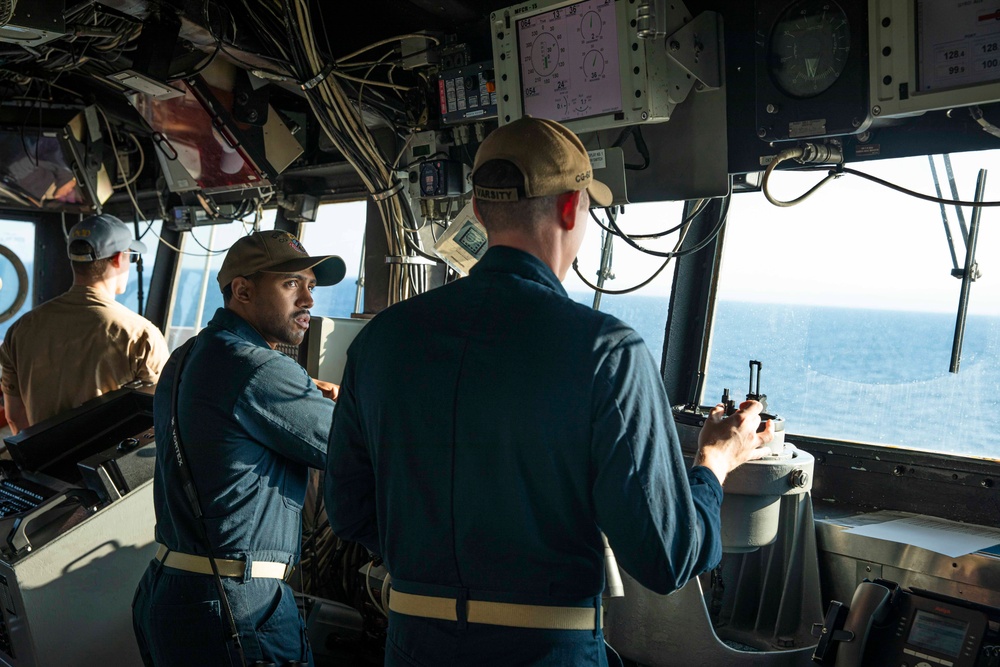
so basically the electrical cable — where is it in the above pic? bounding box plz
[0,0,17,27]
[573,252,673,295]
[334,69,412,91]
[97,106,193,254]
[334,33,441,65]
[606,188,731,259]
[365,560,388,618]
[186,227,231,255]
[761,147,842,207]
[636,199,707,239]
[605,640,624,667]
[573,208,693,294]
[404,236,443,263]
[132,214,145,314]
[588,209,617,235]
[99,101,263,258]
[763,140,1000,208]
[283,0,426,304]
[590,199,708,240]
[167,41,221,81]
[833,165,1000,207]
[113,131,145,188]
[618,126,650,170]
[383,570,393,615]
[96,105,147,218]
[167,0,222,81]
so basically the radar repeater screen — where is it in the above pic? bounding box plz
[516,0,621,123]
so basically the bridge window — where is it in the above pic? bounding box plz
[707,152,1000,458]
[115,219,161,317]
[566,200,686,356]
[297,201,367,319]
[165,213,276,349]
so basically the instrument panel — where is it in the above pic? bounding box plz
[755,0,872,141]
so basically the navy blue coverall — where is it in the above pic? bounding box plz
[133,307,333,666]
[326,246,724,666]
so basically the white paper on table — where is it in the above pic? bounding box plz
[842,514,1000,558]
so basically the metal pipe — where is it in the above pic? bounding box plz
[192,225,217,333]
[944,154,971,245]
[592,226,615,311]
[928,156,960,271]
[950,169,986,373]
[354,232,366,315]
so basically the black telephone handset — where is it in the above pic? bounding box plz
[832,580,894,667]
[814,579,994,667]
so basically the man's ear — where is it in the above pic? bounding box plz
[556,191,582,231]
[108,251,126,269]
[231,276,254,304]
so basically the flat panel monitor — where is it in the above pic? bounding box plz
[518,0,622,122]
[906,609,968,659]
[129,79,267,193]
[870,0,1000,118]
[0,114,111,212]
[491,0,689,133]
[127,59,302,195]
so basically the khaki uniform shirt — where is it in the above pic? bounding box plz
[0,285,169,427]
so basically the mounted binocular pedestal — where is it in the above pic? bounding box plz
[606,360,822,667]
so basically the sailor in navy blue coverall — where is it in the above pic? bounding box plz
[133,231,346,667]
[325,117,772,666]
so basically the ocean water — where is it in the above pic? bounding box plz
[592,294,1000,459]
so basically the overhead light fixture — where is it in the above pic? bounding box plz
[107,70,185,100]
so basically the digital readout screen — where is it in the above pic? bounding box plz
[516,0,622,122]
[917,0,1000,93]
[907,609,969,658]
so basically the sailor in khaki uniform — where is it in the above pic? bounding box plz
[0,213,168,433]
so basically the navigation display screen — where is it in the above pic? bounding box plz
[916,0,1000,93]
[907,609,969,658]
[516,0,622,122]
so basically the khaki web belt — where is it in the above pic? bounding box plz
[387,589,602,630]
[154,544,289,580]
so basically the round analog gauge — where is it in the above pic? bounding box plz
[583,50,605,79]
[767,0,851,98]
[530,32,560,76]
[581,11,603,40]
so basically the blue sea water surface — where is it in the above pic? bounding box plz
[578,293,1000,459]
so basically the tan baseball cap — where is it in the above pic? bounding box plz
[471,116,612,207]
[217,230,347,291]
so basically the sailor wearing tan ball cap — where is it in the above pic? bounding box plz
[326,115,771,666]
[133,230,347,666]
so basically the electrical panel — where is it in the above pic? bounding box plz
[438,62,497,124]
[419,160,465,198]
